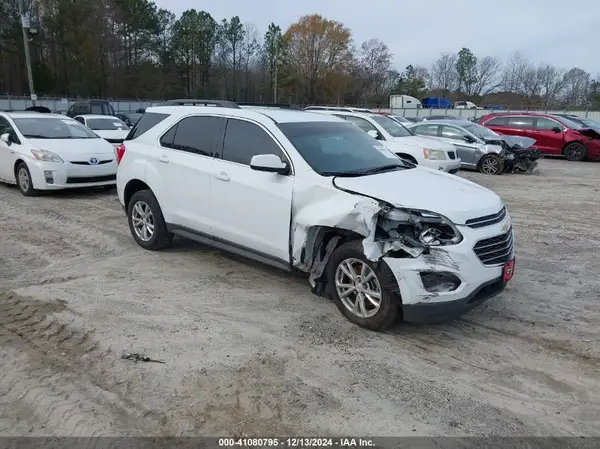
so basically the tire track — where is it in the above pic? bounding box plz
[0,291,173,436]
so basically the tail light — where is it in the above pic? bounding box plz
[115,143,126,164]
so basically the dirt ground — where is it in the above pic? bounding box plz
[0,157,599,438]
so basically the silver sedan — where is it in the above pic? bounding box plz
[406,119,507,174]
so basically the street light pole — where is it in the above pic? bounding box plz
[18,0,36,106]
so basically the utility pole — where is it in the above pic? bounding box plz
[18,0,36,106]
[273,40,278,104]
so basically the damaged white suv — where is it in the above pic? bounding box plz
[116,102,515,330]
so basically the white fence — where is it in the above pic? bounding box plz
[385,108,600,121]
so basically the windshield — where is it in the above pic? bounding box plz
[87,118,129,131]
[463,123,499,139]
[575,118,600,130]
[369,114,413,137]
[277,121,411,176]
[555,116,584,129]
[13,117,99,139]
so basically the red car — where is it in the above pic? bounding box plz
[479,112,600,161]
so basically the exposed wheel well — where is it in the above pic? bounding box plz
[124,179,150,209]
[396,153,418,164]
[301,226,366,296]
[13,159,25,178]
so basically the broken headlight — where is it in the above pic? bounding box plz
[381,208,463,247]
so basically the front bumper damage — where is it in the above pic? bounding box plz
[291,191,512,323]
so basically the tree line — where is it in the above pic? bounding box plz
[1,0,599,109]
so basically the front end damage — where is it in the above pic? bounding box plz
[485,136,541,174]
[291,195,465,298]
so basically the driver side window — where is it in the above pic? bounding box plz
[345,116,378,134]
[74,117,85,125]
[440,125,467,140]
[535,117,563,131]
[0,117,12,135]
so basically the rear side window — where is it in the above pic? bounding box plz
[414,124,439,137]
[126,112,169,140]
[485,116,508,126]
[169,116,223,156]
[507,116,535,129]
[221,119,283,165]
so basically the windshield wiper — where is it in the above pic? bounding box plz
[323,164,407,177]
[23,134,50,139]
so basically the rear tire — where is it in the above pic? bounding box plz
[563,142,587,161]
[326,240,400,331]
[16,162,38,196]
[127,189,171,251]
[478,154,504,175]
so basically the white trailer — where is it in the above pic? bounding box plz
[389,95,422,109]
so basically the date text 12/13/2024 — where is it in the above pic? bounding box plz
[218,438,375,447]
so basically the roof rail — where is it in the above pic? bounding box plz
[238,102,301,110]
[159,99,241,109]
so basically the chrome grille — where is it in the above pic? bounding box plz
[448,151,456,160]
[70,160,113,165]
[465,207,506,229]
[473,227,514,266]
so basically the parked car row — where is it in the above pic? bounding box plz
[0,101,516,331]
[477,112,600,161]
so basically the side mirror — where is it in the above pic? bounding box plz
[551,126,562,133]
[463,135,477,143]
[250,154,290,175]
[0,133,11,145]
[367,130,380,140]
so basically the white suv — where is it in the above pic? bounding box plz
[314,110,462,173]
[116,102,515,330]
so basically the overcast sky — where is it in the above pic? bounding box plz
[153,0,600,76]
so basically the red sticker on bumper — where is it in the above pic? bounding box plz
[503,258,515,282]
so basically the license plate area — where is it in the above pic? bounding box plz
[503,257,515,283]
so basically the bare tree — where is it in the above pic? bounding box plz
[562,68,590,108]
[471,56,502,96]
[358,39,394,104]
[538,64,567,109]
[430,53,457,95]
[501,52,528,92]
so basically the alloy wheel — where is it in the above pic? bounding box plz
[18,167,30,192]
[481,157,500,174]
[131,201,155,241]
[334,258,382,318]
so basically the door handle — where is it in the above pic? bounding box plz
[158,155,169,163]
[215,171,230,182]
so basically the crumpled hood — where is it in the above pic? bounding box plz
[485,135,536,149]
[333,167,504,225]
[29,138,116,158]
[388,135,455,152]
[577,128,600,139]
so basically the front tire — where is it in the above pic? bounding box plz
[16,162,37,196]
[327,241,400,331]
[563,142,587,161]
[127,189,172,251]
[478,154,504,175]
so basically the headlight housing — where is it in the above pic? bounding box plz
[31,149,64,163]
[381,208,463,247]
[499,149,506,157]
[423,148,447,160]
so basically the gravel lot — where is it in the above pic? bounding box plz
[0,158,599,437]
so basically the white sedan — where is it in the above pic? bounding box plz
[0,112,118,196]
[74,114,130,145]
